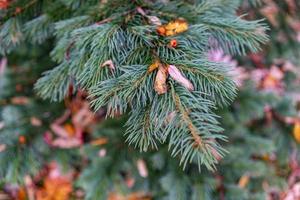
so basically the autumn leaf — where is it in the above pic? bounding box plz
[36,177,72,200]
[293,122,300,143]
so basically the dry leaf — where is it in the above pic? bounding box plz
[137,159,148,178]
[108,192,151,200]
[260,3,279,27]
[154,65,168,94]
[168,65,194,91]
[260,153,274,162]
[30,117,42,127]
[238,174,250,188]
[36,177,72,200]
[0,191,11,200]
[51,137,82,149]
[127,192,151,200]
[11,96,30,105]
[63,124,76,137]
[90,137,109,146]
[16,187,27,200]
[0,144,6,152]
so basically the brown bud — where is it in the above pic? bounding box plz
[154,65,168,94]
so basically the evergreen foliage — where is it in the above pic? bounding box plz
[1,0,268,171]
[1,0,300,200]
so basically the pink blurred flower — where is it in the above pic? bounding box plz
[284,183,300,200]
[251,66,284,94]
[208,49,248,87]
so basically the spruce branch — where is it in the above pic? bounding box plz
[172,89,203,148]
[0,0,269,171]
[167,84,226,170]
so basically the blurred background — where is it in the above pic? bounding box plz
[1,0,300,200]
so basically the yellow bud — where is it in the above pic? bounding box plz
[148,60,160,73]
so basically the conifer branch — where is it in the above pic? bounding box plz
[172,89,203,147]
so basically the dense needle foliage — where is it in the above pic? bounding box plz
[1,0,300,199]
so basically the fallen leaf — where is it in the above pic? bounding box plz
[36,177,72,200]
[16,187,27,200]
[63,124,76,137]
[293,122,300,143]
[238,174,250,188]
[90,137,109,146]
[11,96,30,105]
[108,192,151,200]
[0,144,6,152]
[137,159,148,178]
[30,117,42,127]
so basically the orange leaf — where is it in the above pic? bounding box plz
[63,124,76,137]
[238,175,250,188]
[293,122,300,143]
[11,96,30,105]
[90,137,109,146]
[36,177,72,200]
[108,192,151,200]
[16,187,27,200]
